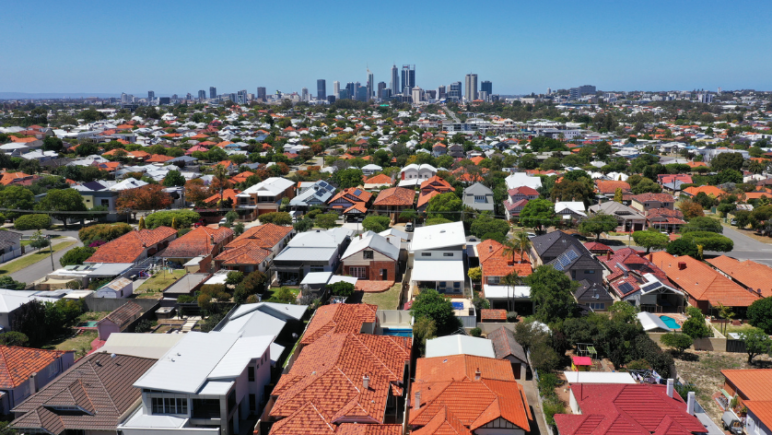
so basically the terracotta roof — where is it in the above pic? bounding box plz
[707,256,772,297]
[85,227,177,264]
[372,187,415,207]
[600,248,675,298]
[215,243,272,266]
[161,225,233,258]
[415,355,515,383]
[477,239,532,280]
[417,190,441,209]
[650,252,760,307]
[0,346,69,389]
[595,180,631,195]
[553,383,706,435]
[204,188,241,205]
[722,369,772,401]
[224,223,292,251]
[0,172,36,186]
[683,185,724,197]
[11,353,157,434]
[100,301,143,329]
[145,154,174,163]
[584,241,612,252]
[630,193,675,203]
[480,309,507,321]
[232,171,255,184]
[420,176,454,193]
[364,174,392,185]
[507,186,539,197]
[301,304,377,345]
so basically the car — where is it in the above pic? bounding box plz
[405,222,414,232]
[722,411,743,434]
[526,232,537,239]
[218,217,228,225]
[731,219,737,225]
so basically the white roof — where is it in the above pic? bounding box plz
[342,231,399,261]
[397,178,423,187]
[300,272,333,285]
[379,227,409,241]
[197,380,234,396]
[505,172,542,190]
[483,285,531,300]
[636,311,672,332]
[563,371,636,384]
[555,201,587,216]
[228,302,307,322]
[411,260,465,282]
[109,177,148,191]
[275,247,337,262]
[209,335,273,379]
[288,228,349,248]
[121,408,188,430]
[410,221,466,251]
[98,333,184,359]
[218,309,286,338]
[401,163,436,173]
[425,335,496,359]
[242,177,294,196]
[362,164,383,170]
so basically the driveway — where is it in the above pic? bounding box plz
[521,378,548,435]
[720,226,772,266]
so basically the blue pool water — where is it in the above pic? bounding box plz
[451,302,464,310]
[660,315,681,329]
[382,328,413,337]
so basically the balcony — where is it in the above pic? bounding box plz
[191,399,222,420]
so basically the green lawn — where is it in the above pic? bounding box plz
[264,287,299,303]
[0,241,77,276]
[135,269,186,296]
[44,330,98,359]
[362,283,402,310]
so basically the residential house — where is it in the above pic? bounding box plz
[504,186,539,220]
[288,180,335,211]
[708,255,772,298]
[363,173,393,189]
[328,187,373,222]
[398,163,436,187]
[487,326,528,380]
[371,187,415,221]
[340,231,399,281]
[96,301,144,340]
[587,201,645,232]
[0,346,75,415]
[682,185,725,199]
[574,279,615,312]
[271,228,352,283]
[0,231,22,263]
[658,174,693,193]
[10,353,158,435]
[598,248,685,311]
[646,208,687,233]
[409,354,532,435]
[529,231,604,283]
[361,164,383,176]
[85,227,177,264]
[0,172,39,186]
[74,181,120,216]
[160,226,234,271]
[477,239,532,305]
[463,182,494,212]
[555,201,587,223]
[417,176,454,212]
[409,221,466,294]
[120,331,274,435]
[236,177,295,219]
[215,223,293,273]
[722,369,772,435]
[554,383,705,435]
[448,143,465,158]
[505,172,542,191]
[595,179,631,198]
[630,193,675,213]
[650,252,760,315]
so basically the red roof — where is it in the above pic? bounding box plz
[0,346,70,389]
[595,180,631,195]
[507,186,539,197]
[372,187,415,207]
[301,304,378,345]
[204,188,240,205]
[584,241,612,253]
[161,226,233,258]
[480,309,507,321]
[86,227,177,264]
[572,356,592,366]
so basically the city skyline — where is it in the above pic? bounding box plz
[3,0,772,94]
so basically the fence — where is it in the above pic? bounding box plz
[84,294,160,313]
[0,247,23,263]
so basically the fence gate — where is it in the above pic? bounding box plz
[726,339,746,353]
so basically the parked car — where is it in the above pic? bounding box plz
[722,411,743,434]
[731,219,737,226]
[218,217,228,225]
[405,222,414,232]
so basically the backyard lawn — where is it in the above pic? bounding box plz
[362,283,402,310]
[134,269,186,298]
[0,241,77,276]
[44,330,98,359]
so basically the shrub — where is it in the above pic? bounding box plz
[748,297,772,334]
[661,332,693,355]
[362,215,391,233]
[470,327,482,337]
[328,281,355,297]
[0,331,29,347]
[145,210,201,229]
[78,223,131,245]
[59,247,96,267]
[543,398,566,426]
[134,319,153,333]
[200,284,227,296]
[625,359,651,371]
[680,231,733,252]
[226,271,244,285]
[259,212,292,226]
[177,295,196,303]
[14,214,52,230]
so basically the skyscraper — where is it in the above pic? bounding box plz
[301,87,308,101]
[237,90,247,104]
[317,79,326,101]
[198,90,206,101]
[390,64,399,95]
[401,65,415,95]
[411,87,422,103]
[465,74,478,101]
[448,82,462,101]
[333,81,340,98]
[121,92,128,104]
[481,81,492,96]
[377,82,386,100]
[438,85,446,100]
[147,91,155,102]
[346,82,355,99]
[257,87,266,101]
[366,69,374,101]
[209,87,217,99]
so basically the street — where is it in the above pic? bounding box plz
[6,229,83,284]
[718,225,772,266]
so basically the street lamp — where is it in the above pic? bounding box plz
[47,235,55,271]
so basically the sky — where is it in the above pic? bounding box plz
[2,0,772,96]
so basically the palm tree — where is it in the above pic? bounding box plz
[515,231,531,263]
[213,164,229,206]
[501,271,521,311]
[501,237,519,264]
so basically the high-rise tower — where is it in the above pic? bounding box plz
[317,79,326,101]
[366,69,374,101]
[464,74,478,101]
[390,64,399,95]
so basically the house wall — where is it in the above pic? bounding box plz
[97,319,121,341]
[746,408,771,435]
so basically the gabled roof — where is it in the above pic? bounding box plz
[364,174,393,186]
[85,227,177,264]
[372,187,415,206]
[630,192,675,203]
[722,369,772,401]
[301,304,378,345]
[477,239,532,278]
[225,223,292,250]
[161,226,232,258]
[0,346,69,389]
[242,177,294,196]
[595,179,631,195]
[99,301,143,330]
[487,326,527,363]
[420,176,454,193]
[683,185,724,197]
[415,355,514,383]
[411,221,466,252]
[342,231,399,261]
[707,256,772,298]
[531,230,585,258]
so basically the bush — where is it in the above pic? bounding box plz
[680,231,733,252]
[362,215,391,233]
[425,217,452,226]
[226,271,244,285]
[530,342,560,373]
[470,327,482,337]
[201,284,227,295]
[0,276,26,290]
[0,331,29,347]
[293,218,313,232]
[134,319,153,333]
[259,212,292,226]
[543,398,566,426]
[145,210,201,229]
[59,246,96,267]
[661,332,693,355]
[177,295,196,303]
[666,238,698,257]
[78,223,131,245]
[14,214,52,230]
[682,312,711,339]
[328,281,355,297]
[748,297,772,334]
[315,213,338,229]
[625,359,651,370]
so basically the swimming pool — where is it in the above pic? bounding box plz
[451,302,465,310]
[77,321,98,328]
[660,315,681,329]
[382,328,413,337]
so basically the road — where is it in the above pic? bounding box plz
[442,105,461,123]
[8,229,83,284]
[719,225,772,266]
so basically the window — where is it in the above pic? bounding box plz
[487,276,500,285]
[421,252,431,257]
[571,270,577,279]
[152,397,187,415]
[453,282,461,290]
[443,252,453,257]
[474,195,487,203]
[310,266,325,272]
[350,267,367,278]
[589,302,605,310]
[248,367,255,382]
[363,250,374,259]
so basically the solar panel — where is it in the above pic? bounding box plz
[354,189,362,196]
[553,248,580,271]
[640,282,661,294]
[618,283,634,293]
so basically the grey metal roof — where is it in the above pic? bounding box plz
[487,326,527,363]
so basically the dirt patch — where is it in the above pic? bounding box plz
[675,351,772,426]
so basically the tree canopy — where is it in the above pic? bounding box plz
[527,265,578,324]
[519,199,556,233]
[410,288,460,336]
[579,213,618,241]
[632,230,669,253]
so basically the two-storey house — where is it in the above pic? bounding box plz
[409,221,466,294]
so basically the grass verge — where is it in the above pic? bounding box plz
[0,241,77,276]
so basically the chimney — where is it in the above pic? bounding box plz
[414,391,421,410]
[29,372,37,394]
[606,251,611,260]
[475,368,481,381]
[678,262,686,270]
[488,245,493,253]
[687,391,696,415]
[666,378,674,398]
[362,374,370,390]
[649,253,653,262]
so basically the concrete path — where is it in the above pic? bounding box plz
[521,378,549,435]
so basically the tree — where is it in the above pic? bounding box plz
[162,170,186,187]
[467,267,482,282]
[681,308,710,339]
[117,185,172,211]
[514,320,549,354]
[425,217,452,226]
[226,271,244,285]
[29,230,50,251]
[710,152,744,172]
[328,281,355,297]
[14,214,51,230]
[185,179,211,203]
[660,333,693,356]
[10,300,47,346]
[666,238,699,257]
[138,216,146,230]
[259,212,292,225]
[630,178,662,194]
[579,213,618,241]
[413,317,437,355]
[315,213,338,229]
[332,168,365,189]
[78,223,132,245]
[739,327,771,364]
[527,265,578,323]
[613,188,623,203]
[35,189,87,229]
[682,216,722,233]
[530,342,560,373]
[425,192,463,221]
[0,276,26,290]
[59,246,96,266]
[519,199,557,233]
[748,297,772,334]
[145,210,200,229]
[43,136,64,152]
[0,331,29,347]
[0,186,36,220]
[679,200,705,220]
[234,222,245,235]
[410,288,460,336]
[469,212,510,239]
[632,230,669,253]
[716,303,735,336]
[680,232,733,252]
[293,218,314,232]
[550,179,594,206]
[693,192,717,210]
[269,287,297,304]
[362,215,391,233]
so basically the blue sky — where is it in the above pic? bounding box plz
[2,0,771,95]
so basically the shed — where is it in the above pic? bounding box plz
[96,301,144,340]
[95,277,133,298]
[572,356,592,371]
[487,326,528,380]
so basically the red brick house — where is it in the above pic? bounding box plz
[340,231,399,281]
[85,227,177,264]
[160,226,233,271]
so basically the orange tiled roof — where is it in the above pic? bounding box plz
[161,226,233,258]
[722,369,772,401]
[0,172,35,186]
[146,154,174,163]
[372,187,415,207]
[420,176,454,193]
[329,187,373,207]
[231,171,255,184]
[707,256,772,298]
[364,174,393,185]
[480,309,507,321]
[301,304,378,345]
[477,239,532,280]
[417,190,441,209]
[204,188,240,205]
[0,346,69,389]
[683,185,724,197]
[595,180,631,195]
[415,355,515,383]
[86,227,177,264]
[224,223,292,251]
